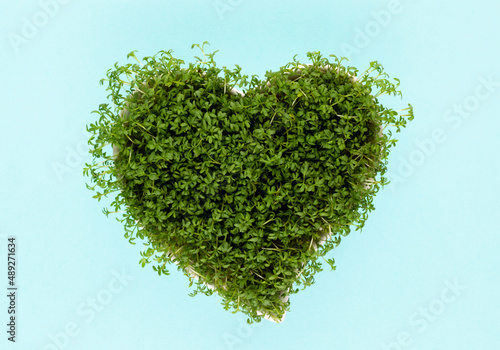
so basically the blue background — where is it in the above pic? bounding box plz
[1,0,499,349]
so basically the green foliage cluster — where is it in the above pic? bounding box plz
[84,42,413,323]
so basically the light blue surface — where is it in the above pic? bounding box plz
[1,0,499,349]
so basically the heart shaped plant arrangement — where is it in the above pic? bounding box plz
[84,42,413,323]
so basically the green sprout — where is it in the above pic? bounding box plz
[84,42,414,323]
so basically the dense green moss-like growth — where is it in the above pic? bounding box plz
[84,42,413,323]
